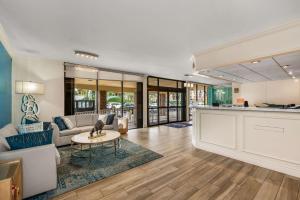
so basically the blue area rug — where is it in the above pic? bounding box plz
[165,122,192,128]
[27,138,163,200]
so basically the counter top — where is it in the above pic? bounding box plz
[191,105,300,113]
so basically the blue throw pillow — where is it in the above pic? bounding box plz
[106,114,115,125]
[43,122,52,131]
[54,117,67,131]
[6,129,53,150]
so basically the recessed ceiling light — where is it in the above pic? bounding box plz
[218,75,224,78]
[251,60,260,64]
[292,76,296,79]
[283,65,289,69]
[288,71,293,75]
[74,50,99,60]
[184,74,193,77]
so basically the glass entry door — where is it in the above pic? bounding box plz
[147,76,186,126]
[159,91,168,124]
[168,92,177,122]
[148,91,158,126]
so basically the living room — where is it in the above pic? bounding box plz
[1,1,300,200]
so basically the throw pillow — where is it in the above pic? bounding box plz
[54,117,68,131]
[63,117,75,129]
[18,122,43,134]
[98,114,108,123]
[43,122,52,131]
[106,114,115,125]
[0,124,18,151]
[6,129,53,150]
[25,118,39,124]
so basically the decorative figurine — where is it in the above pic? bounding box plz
[89,120,105,138]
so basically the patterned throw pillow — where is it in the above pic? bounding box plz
[6,129,53,150]
[25,118,39,124]
[18,122,44,134]
[54,117,68,131]
[63,117,75,129]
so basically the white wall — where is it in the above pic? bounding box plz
[12,55,64,125]
[235,79,300,106]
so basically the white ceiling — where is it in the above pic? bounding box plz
[0,0,300,84]
[204,51,300,83]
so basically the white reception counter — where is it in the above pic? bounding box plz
[192,106,300,177]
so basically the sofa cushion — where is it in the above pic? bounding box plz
[0,124,18,151]
[103,125,114,130]
[59,128,82,137]
[79,126,94,133]
[106,114,116,125]
[54,117,68,131]
[63,117,75,129]
[64,115,76,127]
[75,114,94,127]
[6,129,53,150]
[18,122,44,134]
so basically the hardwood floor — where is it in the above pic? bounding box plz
[53,126,300,200]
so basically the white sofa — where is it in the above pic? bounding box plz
[52,113,118,146]
[0,124,60,198]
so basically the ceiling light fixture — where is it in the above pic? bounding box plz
[184,82,194,88]
[251,60,260,64]
[218,75,224,78]
[292,76,296,79]
[184,74,193,77]
[288,71,293,75]
[74,50,99,60]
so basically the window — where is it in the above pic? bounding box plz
[74,78,97,113]
[64,64,144,129]
[159,79,177,88]
[148,77,158,86]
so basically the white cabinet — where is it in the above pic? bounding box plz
[200,113,236,149]
[193,109,300,177]
[243,116,300,164]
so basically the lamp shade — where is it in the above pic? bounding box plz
[15,81,44,94]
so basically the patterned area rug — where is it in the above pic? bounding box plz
[164,122,192,128]
[27,138,163,200]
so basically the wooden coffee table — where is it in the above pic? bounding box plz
[71,130,121,162]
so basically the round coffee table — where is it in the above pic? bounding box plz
[71,130,121,162]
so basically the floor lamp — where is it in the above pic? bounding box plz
[15,81,45,124]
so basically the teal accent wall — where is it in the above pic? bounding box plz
[207,85,232,105]
[0,42,12,128]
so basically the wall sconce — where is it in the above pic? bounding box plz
[15,81,45,124]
